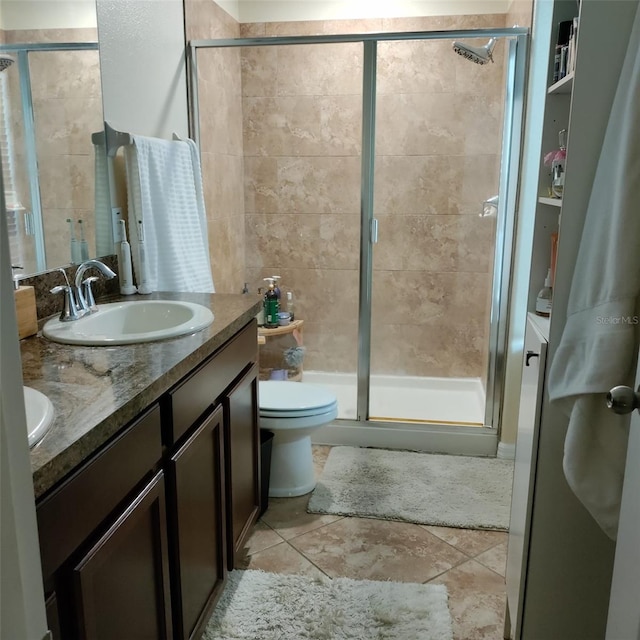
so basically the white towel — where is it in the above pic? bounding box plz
[93,138,113,258]
[124,134,214,293]
[548,6,640,540]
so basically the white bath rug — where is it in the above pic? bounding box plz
[203,569,453,640]
[308,446,513,530]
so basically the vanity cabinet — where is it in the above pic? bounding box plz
[223,363,260,570]
[167,406,226,640]
[73,471,173,640]
[506,315,547,639]
[36,319,260,640]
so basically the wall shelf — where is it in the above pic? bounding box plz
[527,311,550,343]
[258,319,304,338]
[548,72,574,95]
[538,196,562,207]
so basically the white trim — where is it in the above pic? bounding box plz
[215,0,241,21]
[237,0,510,24]
[0,1,97,31]
[497,440,516,459]
[312,421,499,457]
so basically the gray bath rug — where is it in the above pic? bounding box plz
[308,446,513,530]
[203,569,453,640]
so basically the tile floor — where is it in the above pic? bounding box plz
[238,445,508,640]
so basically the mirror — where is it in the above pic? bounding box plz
[0,0,111,277]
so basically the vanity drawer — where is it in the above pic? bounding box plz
[37,404,162,580]
[170,320,257,443]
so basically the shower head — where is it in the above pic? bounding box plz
[452,38,497,65]
[0,54,15,72]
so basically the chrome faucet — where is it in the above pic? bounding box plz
[50,268,83,322]
[74,260,117,314]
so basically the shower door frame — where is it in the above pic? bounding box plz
[189,27,529,456]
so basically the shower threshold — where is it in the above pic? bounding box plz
[302,371,485,426]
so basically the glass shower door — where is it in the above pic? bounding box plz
[368,36,507,426]
[194,41,364,419]
[0,56,38,272]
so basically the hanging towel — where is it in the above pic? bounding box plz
[124,134,214,293]
[548,5,640,540]
[93,137,113,258]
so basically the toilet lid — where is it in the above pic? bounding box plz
[259,381,337,417]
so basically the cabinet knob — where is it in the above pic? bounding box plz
[606,386,640,415]
[525,350,539,366]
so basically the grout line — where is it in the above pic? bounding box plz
[284,539,334,578]
[268,514,346,544]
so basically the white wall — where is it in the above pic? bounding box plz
[236,0,509,23]
[216,0,241,20]
[96,0,189,140]
[0,0,97,30]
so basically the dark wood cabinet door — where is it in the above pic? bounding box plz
[45,592,62,640]
[224,363,260,570]
[167,405,226,640]
[72,471,172,640]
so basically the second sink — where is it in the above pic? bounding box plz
[42,300,214,346]
[25,386,54,448]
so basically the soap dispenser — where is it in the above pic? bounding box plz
[535,269,553,317]
[263,278,279,328]
[271,275,281,301]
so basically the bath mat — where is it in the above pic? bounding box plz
[203,569,453,640]
[308,446,513,530]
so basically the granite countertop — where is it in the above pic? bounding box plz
[22,292,262,500]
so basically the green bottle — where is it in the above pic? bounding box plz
[263,278,279,328]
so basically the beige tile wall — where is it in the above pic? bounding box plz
[241,15,506,378]
[242,36,363,374]
[30,48,102,270]
[185,0,246,294]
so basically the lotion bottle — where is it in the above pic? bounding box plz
[535,269,553,317]
[286,290,295,321]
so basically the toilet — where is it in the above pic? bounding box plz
[259,381,338,497]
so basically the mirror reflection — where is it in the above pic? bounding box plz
[0,1,109,276]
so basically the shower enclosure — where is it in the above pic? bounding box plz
[189,27,527,455]
[0,42,103,274]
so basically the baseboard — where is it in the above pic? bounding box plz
[312,420,498,457]
[497,441,516,460]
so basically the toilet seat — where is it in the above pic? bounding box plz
[259,381,337,418]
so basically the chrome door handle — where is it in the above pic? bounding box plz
[371,218,378,244]
[606,386,640,415]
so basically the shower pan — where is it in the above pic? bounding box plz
[188,26,528,456]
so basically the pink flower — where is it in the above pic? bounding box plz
[544,148,567,166]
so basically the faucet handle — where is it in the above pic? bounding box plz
[50,285,83,322]
[81,276,100,312]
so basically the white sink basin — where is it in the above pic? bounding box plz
[24,386,54,448]
[42,300,214,346]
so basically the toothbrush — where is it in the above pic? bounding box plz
[78,219,89,261]
[118,220,137,295]
[136,219,152,294]
[67,218,81,264]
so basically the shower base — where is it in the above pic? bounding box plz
[302,371,485,426]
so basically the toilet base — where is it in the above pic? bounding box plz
[268,432,316,497]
